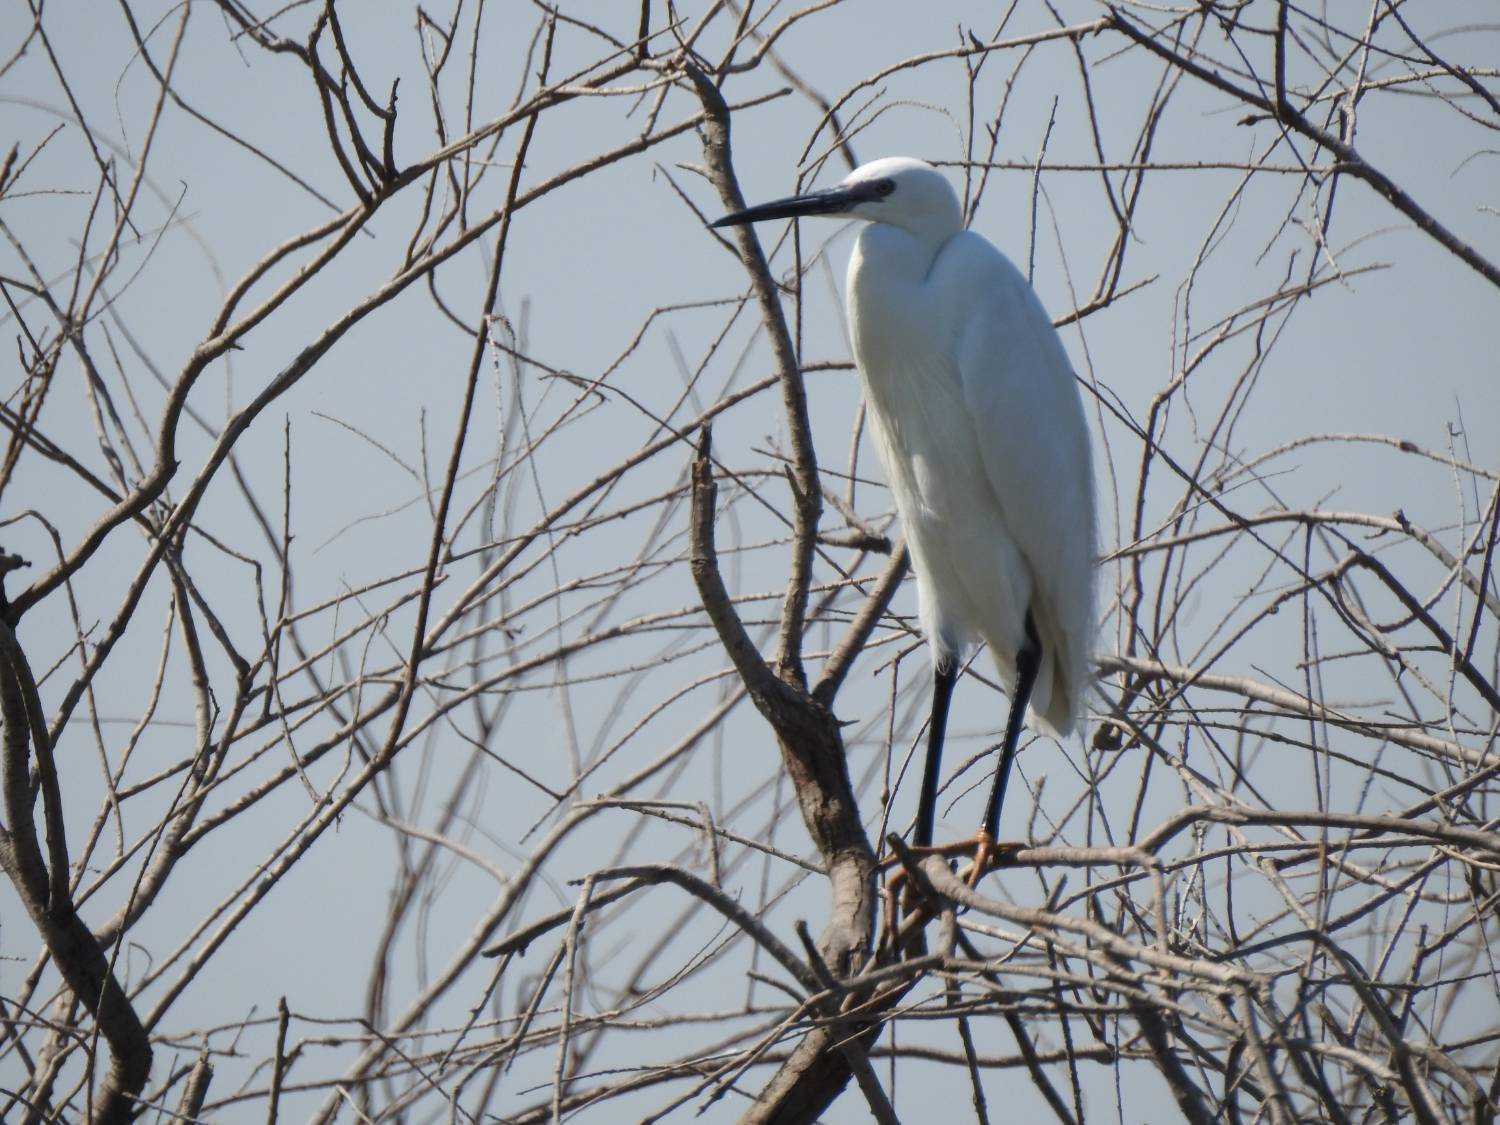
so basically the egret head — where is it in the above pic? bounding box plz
[710,157,962,240]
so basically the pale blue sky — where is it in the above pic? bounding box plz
[3,2,1497,1119]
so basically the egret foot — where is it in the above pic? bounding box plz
[879,833,1023,953]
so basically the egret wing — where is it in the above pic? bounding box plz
[944,234,1096,734]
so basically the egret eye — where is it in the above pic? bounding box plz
[874,178,896,197]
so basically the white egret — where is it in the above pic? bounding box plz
[712,156,1095,867]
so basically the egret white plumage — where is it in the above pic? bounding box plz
[712,157,1096,871]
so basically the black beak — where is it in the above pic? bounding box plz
[709,184,873,228]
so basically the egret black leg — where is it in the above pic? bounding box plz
[980,613,1042,841]
[913,660,958,849]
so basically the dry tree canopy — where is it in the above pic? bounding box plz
[0,2,1496,1122]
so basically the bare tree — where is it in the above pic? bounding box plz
[1,2,1496,1122]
